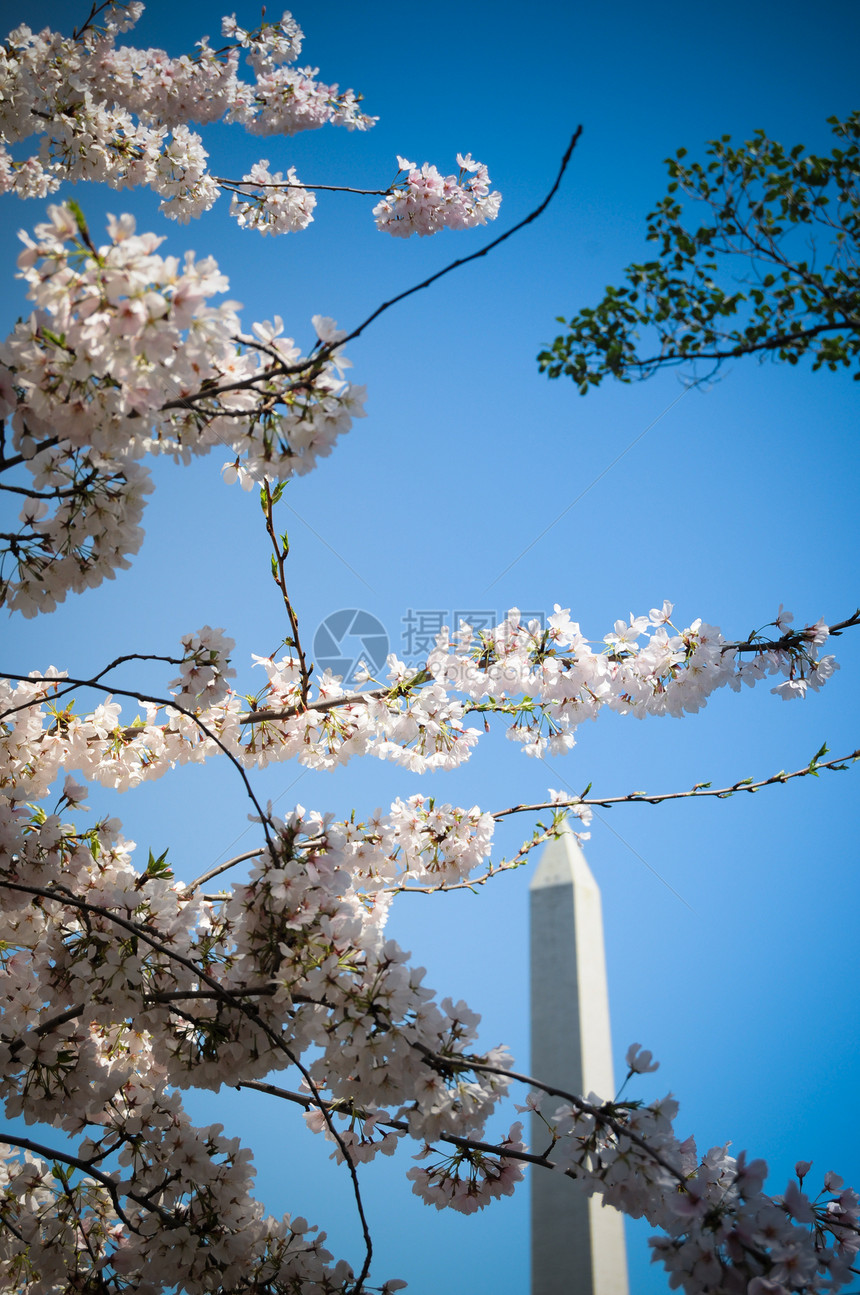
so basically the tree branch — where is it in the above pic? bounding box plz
[0,1132,139,1229]
[328,128,583,356]
[494,746,859,819]
[162,129,585,409]
[0,669,275,853]
[261,482,311,705]
[627,319,857,372]
[726,609,860,654]
[214,177,391,196]
[183,848,264,892]
[0,876,375,1289]
[409,1043,689,1187]
[237,1078,557,1171]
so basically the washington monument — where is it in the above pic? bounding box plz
[529,826,629,1295]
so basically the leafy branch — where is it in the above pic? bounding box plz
[539,112,860,392]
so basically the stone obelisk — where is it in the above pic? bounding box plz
[529,827,629,1295]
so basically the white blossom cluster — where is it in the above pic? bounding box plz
[0,6,375,224]
[228,160,318,235]
[0,789,514,1291]
[517,1083,859,1295]
[0,8,854,1292]
[404,1121,526,1214]
[0,605,838,803]
[373,154,502,238]
[0,603,849,1291]
[0,772,855,1292]
[0,6,497,240]
[424,603,839,734]
[0,206,366,614]
[168,625,237,710]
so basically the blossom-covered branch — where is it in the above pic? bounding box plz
[1,5,855,1292]
[1,6,375,219]
[1,776,855,1292]
[1,6,502,240]
[0,204,366,612]
[0,117,579,611]
[0,605,844,816]
[0,785,518,1290]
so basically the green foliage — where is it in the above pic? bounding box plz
[539,112,860,392]
[144,847,173,880]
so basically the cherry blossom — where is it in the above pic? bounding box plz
[0,6,374,225]
[625,1041,660,1074]
[373,155,502,238]
[0,205,365,612]
[0,5,496,241]
[228,160,317,234]
[0,7,856,1293]
[0,603,842,807]
[0,769,856,1292]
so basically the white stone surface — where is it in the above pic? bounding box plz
[529,828,629,1295]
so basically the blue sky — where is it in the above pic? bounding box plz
[3,1,859,1291]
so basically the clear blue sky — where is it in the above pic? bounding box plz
[3,1,859,1291]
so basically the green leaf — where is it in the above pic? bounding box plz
[145,848,173,880]
[40,328,66,349]
[540,112,860,393]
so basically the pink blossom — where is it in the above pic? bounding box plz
[626,1042,660,1073]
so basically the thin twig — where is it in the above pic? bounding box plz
[184,848,264,892]
[494,747,860,819]
[409,1043,688,1188]
[725,609,860,654]
[383,825,557,896]
[628,320,854,373]
[0,481,98,500]
[0,1132,139,1228]
[146,983,295,1002]
[184,748,857,900]
[328,128,584,356]
[0,669,274,853]
[237,1079,554,1170]
[214,177,391,196]
[239,687,388,724]
[262,482,311,704]
[0,435,60,473]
